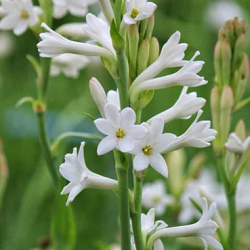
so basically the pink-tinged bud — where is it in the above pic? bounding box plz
[220,86,234,146]
[214,41,223,86]
[137,39,150,75]
[148,37,159,66]
[221,40,232,86]
[232,34,247,72]
[145,15,155,41]
[0,140,8,209]
[235,120,246,141]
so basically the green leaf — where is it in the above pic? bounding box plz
[51,183,76,250]
[82,111,96,120]
[110,20,124,50]
[27,54,41,78]
[15,96,35,108]
[234,96,250,112]
[189,198,202,213]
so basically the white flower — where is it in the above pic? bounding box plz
[98,0,114,24]
[123,0,157,25]
[0,32,15,57]
[130,118,177,178]
[225,132,250,154]
[84,13,115,56]
[142,180,173,216]
[59,142,118,206]
[165,110,217,152]
[147,198,223,250]
[50,53,89,78]
[53,0,97,19]
[130,31,188,92]
[37,23,113,60]
[94,104,148,155]
[0,0,42,35]
[179,169,226,223]
[148,87,206,124]
[89,77,120,118]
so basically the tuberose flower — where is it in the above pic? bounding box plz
[147,198,223,250]
[130,118,177,178]
[51,54,89,78]
[0,0,42,35]
[142,180,173,215]
[37,23,113,60]
[94,104,148,155]
[123,0,157,25]
[148,87,206,124]
[59,142,118,206]
[225,132,250,154]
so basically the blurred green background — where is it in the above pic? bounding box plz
[0,0,250,249]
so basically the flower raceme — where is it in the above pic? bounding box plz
[225,132,250,154]
[0,0,42,35]
[59,142,118,206]
[94,104,148,155]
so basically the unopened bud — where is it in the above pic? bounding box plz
[214,41,223,86]
[220,86,234,146]
[221,40,232,85]
[139,18,148,41]
[148,37,159,66]
[187,153,206,179]
[145,15,155,41]
[56,23,88,40]
[128,24,139,80]
[235,120,246,141]
[99,0,114,24]
[137,39,150,75]
[232,34,247,72]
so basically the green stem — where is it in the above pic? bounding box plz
[39,58,51,101]
[114,150,131,250]
[36,111,59,185]
[131,175,144,250]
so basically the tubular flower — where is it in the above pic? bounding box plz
[37,23,114,60]
[147,198,223,250]
[225,132,250,154]
[94,104,148,155]
[59,142,118,206]
[148,87,206,124]
[0,0,42,35]
[123,0,157,25]
[164,110,217,152]
[130,118,177,178]
[50,53,90,78]
[142,180,174,216]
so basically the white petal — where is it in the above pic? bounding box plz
[129,125,148,139]
[94,118,114,135]
[97,136,117,155]
[202,235,223,250]
[65,184,84,206]
[150,154,168,178]
[123,13,137,24]
[151,118,165,138]
[13,19,29,35]
[153,239,164,250]
[133,152,150,171]
[0,14,19,30]
[118,136,134,152]
[120,107,136,128]
[104,103,120,127]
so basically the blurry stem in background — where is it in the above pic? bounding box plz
[39,58,52,101]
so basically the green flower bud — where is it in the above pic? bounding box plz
[137,39,150,75]
[221,40,232,85]
[232,34,247,72]
[145,15,155,41]
[148,37,159,66]
[235,120,246,141]
[214,41,223,86]
[220,86,234,147]
[139,18,148,41]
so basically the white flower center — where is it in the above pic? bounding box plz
[20,10,30,19]
[130,8,139,18]
[142,145,153,156]
[116,128,126,139]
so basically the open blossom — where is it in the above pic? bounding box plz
[59,142,118,206]
[37,23,113,60]
[123,0,157,25]
[94,104,148,155]
[0,0,42,35]
[148,198,222,250]
[142,180,173,216]
[130,118,177,178]
[225,132,250,154]
[51,54,90,78]
[53,0,97,19]
[148,87,206,124]
[89,78,120,118]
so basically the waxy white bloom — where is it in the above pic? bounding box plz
[130,118,177,178]
[148,87,206,124]
[60,142,118,206]
[130,31,188,93]
[142,180,173,216]
[53,0,97,19]
[148,198,223,250]
[37,23,114,60]
[94,104,148,155]
[165,110,217,152]
[123,0,157,25]
[225,132,250,154]
[51,54,89,78]
[89,77,120,118]
[0,0,42,35]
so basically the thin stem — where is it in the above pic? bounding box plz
[114,150,131,250]
[40,58,52,100]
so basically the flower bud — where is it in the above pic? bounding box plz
[220,86,234,146]
[137,39,150,75]
[214,41,223,85]
[235,120,246,141]
[148,37,159,66]
[232,34,247,72]
[145,15,155,41]
[221,40,232,86]
[56,23,88,40]
[139,18,148,41]
[98,0,114,24]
